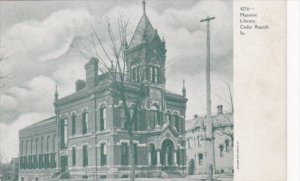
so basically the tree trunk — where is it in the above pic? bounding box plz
[129,133,135,181]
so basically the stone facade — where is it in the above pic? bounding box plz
[185,106,233,176]
[19,117,58,181]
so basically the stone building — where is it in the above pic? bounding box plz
[19,117,57,181]
[18,1,187,180]
[185,105,233,176]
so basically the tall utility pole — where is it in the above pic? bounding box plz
[200,16,215,117]
[200,16,215,181]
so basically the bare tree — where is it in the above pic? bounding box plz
[73,17,145,181]
[0,48,8,90]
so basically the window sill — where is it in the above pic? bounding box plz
[69,133,92,139]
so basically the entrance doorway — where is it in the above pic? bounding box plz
[161,139,175,166]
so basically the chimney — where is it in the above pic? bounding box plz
[193,114,198,119]
[217,105,223,114]
[75,80,86,91]
[85,57,99,87]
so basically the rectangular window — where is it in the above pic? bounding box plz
[29,155,32,169]
[72,114,76,135]
[82,112,88,134]
[225,139,230,151]
[39,154,43,169]
[219,145,224,157]
[50,152,56,168]
[72,147,76,166]
[176,149,180,165]
[120,108,126,130]
[137,67,140,82]
[100,108,106,131]
[167,114,172,123]
[45,154,49,169]
[149,67,153,82]
[132,68,136,82]
[121,143,128,165]
[198,153,203,165]
[83,145,88,166]
[154,68,158,83]
[133,143,138,165]
[100,143,107,166]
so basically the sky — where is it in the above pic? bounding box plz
[0,0,232,162]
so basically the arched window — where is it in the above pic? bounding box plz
[149,144,157,166]
[71,113,76,135]
[61,119,68,148]
[136,67,140,82]
[100,107,106,131]
[197,136,201,147]
[150,105,160,128]
[82,112,88,134]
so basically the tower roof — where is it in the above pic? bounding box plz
[128,14,157,49]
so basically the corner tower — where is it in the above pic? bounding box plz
[126,0,167,85]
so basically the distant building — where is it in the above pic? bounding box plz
[185,105,233,175]
[18,1,188,180]
[0,158,19,181]
[19,117,57,181]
